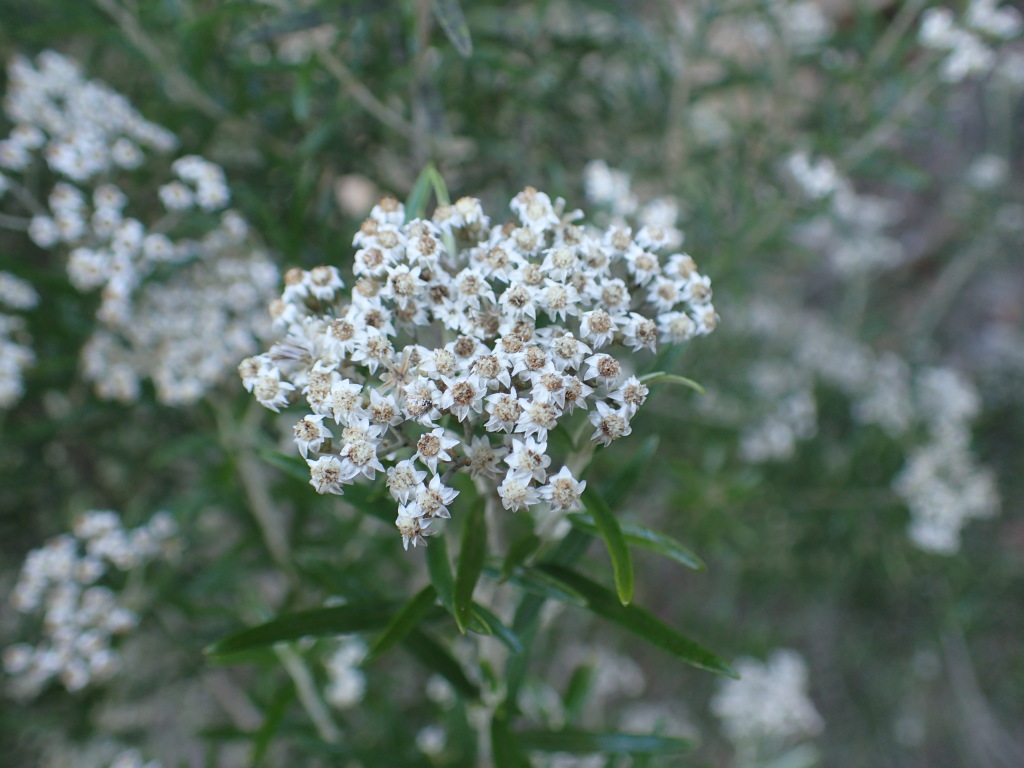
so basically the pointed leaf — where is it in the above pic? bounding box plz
[569,514,705,571]
[258,450,309,483]
[405,163,436,221]
[582,488,633,605]
[363,585,437,664]
[492,711,531,768]
[431,0,473,57]
[471,603,523,654]
[454,501,487,632]
[517,729,692,755]
[404,628,479,699]
[500,532,542,581]
[486,566,586,606]
[535,564,736,677]
[206,604,397,658]
[602,435,659,509]
[426,532,455,612]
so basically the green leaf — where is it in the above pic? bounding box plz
[638,371,706,395]
[535,564,736,678]
[602,435,659,509]
[405,164,436,221]
[517,729,692,755]
[581,488,633,605]
[431,0,473,57]
[252,686,293,766]
[206,604,397,658]
[569,514,705,571]
[257,450,309,483]
[486,566,586,607]
[454,501,487,632]
[491,711,531,768]
[426,533,455,612]
[339,481,394,523]
[363,585,437,664]
[471,603,523,654]
[404,628,479,699]
[562,663,596,722]
[500,532,542,581]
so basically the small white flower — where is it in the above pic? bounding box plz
[307,455,355,495]
[416,474,460,519]
[539,466,586,512]
[414,428,460,474]
[504,437,552,482]
[498,470,543,512]
[609,376,649,416]
[589,401,633,446]
[387,460,427,504]
[253,368,297,412]
[396,505,434,549]
[293,414,332,458]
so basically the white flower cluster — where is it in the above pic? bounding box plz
[710,649,823,746]
[0,270,38,408]
[785,152,904,276]
[894,368,999,554]
[920,1,1023,82]
[242,188,717,548]
[718,301,999,554]
[0,51,278,405]
[741,0,833,54]
[4,510,177,698]
[323,636,367,709]
[582,160,684,250]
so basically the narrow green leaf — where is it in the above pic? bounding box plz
[405,163,436,221]
[363,585,437,664]
[339,482,393,523]
[602,435,659,509]
[500,532,542,581]
[517,729,692,755]
[206,604,396,658]
[426,533,455,612]
[562,665,596,722]
[582,488,633,605]
[491,566,586,607]
[535,564,736,678]
[569,514,705,571]
[637,371,706,395]
[257,450,309,483]
[454,501,487,632]
[404,628,479,699]
[252,686,293,766]
[431,0,473,57]
[471,603,523,654]
[492,711,531,768]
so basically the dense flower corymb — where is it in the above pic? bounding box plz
[242,188,717,548]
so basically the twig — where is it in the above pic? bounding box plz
[316,48,418,139]
[92,0,227,120]
[276,644,342,744]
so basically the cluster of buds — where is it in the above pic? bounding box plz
[241,188,717,548]
[4,511,177,697]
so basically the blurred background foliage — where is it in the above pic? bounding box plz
[1,1,1023,767]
